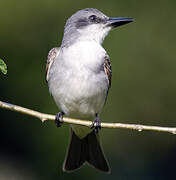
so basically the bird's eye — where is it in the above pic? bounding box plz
[89,15,97,22]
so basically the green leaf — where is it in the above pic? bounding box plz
[0,58,7,75]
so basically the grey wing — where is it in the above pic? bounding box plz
[46,47,60,82]
[103,54,112,89]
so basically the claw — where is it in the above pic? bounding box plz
[55,112,64,127]
[90,114,101,133]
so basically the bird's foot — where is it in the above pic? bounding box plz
[90,114,101,133]
[55,112,64,127]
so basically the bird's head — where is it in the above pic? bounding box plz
[62,8,134,46]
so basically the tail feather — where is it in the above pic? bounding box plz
[63,129,110,173]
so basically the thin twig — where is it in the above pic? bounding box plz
[0,100,176,134]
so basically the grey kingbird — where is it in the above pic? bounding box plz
[46,8,134,173]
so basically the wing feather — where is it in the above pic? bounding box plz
[46,47,60,82]
[103,54,112,89]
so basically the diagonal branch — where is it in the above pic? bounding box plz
[1,100,176,134]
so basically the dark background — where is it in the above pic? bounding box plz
[1,0,176,179]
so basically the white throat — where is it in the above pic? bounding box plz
[77,24,111,44]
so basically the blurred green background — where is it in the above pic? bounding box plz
[1,0,176,179]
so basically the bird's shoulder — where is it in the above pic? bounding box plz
[46,47,60,82]
[103,54,112,88]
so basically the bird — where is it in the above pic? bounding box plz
[46,8,134,173]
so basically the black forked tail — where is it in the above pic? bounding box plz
[63,129,110,173]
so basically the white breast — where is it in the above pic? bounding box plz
[49,40,108,119]
[63,40,106,71]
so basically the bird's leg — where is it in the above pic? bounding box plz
[55,112,64,127]
[90,113,101,133]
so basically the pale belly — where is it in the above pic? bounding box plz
[48,41,109,138]
[51,70,108,119]
[49,69,108,138]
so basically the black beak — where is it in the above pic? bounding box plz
[107,17,134,28]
